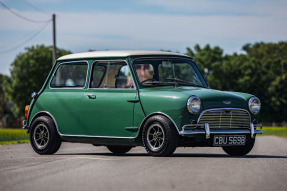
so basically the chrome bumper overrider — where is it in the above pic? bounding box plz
[179,123,263,139]
[22,120,28,129]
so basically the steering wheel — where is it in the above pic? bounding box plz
[141,78,156,84]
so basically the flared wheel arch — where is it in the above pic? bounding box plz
[28,111,61,136]
[136,112,180,141]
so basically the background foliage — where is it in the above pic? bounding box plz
[0,42,286,123]
[2,45,71,118]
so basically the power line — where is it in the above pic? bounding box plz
[0,25,46,47]
[0,1,51,23]
[22,0,50,16]
[0,21,51,54]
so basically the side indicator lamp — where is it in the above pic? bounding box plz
[25,105,29,118]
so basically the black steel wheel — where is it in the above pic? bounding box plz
[30,116,62,155]
[107,145,133,154]
[222,137,255,156]
[142,115,178,157]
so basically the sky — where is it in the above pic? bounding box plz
[0,0,287,75]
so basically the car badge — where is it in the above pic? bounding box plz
[223,101,231,104]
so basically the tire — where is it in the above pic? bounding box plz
[106,146,133,154]
[30,116,62,155]
[222,137,255,156]
[142,115,178,157]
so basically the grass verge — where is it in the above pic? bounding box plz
[0,129,30,145]
[259,127,287,138]
[0,126,286,145]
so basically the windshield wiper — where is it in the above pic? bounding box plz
[142,81,163,84]
[165,77,188,83]
[165,78,205,88]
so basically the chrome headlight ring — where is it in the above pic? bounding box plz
[248,97,261,115]
[187,96,201,114]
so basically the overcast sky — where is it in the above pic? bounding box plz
[0,0,287,75]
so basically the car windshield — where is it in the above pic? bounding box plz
[133,58,208,88]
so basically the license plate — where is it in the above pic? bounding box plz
[213,135,246,146]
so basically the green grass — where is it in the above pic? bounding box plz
[0,129,30,145]
[259,127,287,138]
[0,126,286,145]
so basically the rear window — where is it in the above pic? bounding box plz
[50,62,88,88]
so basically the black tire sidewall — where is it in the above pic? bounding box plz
[142,115,178,157]
[30,116,61,155]
[222,136,255,156]
[106,145,133,154]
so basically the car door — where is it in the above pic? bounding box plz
[45,61,89,135]
[81,60,138,137]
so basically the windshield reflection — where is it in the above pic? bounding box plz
[133,58,208,88]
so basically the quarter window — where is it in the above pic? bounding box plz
[90,61,135,89]
[50,62,88,88]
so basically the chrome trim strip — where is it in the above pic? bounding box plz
[179,129,263,136]
[182,124,205,130]
[61,134,135,139]
[49,60,90,89]
[197,108,251,124]
[87,59,137,90]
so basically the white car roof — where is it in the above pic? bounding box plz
[57,50,189,60]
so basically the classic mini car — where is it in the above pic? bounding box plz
[23,51,262,156]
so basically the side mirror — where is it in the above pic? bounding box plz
[31,92,38,99]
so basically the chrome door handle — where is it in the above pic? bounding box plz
[85,93,96,99]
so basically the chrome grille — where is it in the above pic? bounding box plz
[198,109,250,129]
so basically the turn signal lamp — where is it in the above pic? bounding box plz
[25,105,29,118]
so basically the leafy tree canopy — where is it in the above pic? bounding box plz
[2,45,71,117]
[0,74,11,116]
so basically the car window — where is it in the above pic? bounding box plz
[158,62,203,85]
[90,61,135,89]
[90,66,106,88]
[133,58,207,87]
[50,62,88,88]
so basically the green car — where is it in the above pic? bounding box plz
[23,51,262,157]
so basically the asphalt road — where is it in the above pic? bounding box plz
[0,136,286,191]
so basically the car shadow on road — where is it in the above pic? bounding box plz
[55,153,287,158]
[172,153,287,158]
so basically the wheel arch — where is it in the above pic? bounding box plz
[136,112,179,140]
[28,111,61,136]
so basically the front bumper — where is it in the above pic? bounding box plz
[179,123,262,139]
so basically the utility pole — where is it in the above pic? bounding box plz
[52,14,56,65]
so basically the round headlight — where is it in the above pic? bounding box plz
[187,96,201,114]
[248,97,261,115]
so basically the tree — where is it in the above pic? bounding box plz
[238,42,287,122]
[2,45,71,118]
[0,74,11,117]
[186,44,225,89]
